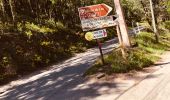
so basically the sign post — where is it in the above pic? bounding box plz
[97,39,105,65]
[78,4,115,65]
[85,29,108,65]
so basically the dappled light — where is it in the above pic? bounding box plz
[0,42,122,100]
[0,0,170,99]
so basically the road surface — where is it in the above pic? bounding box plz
[0,38,122,100]
[0,27,147,100]
[116,52,170,100]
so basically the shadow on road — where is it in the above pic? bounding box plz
[154,62,170,66]
[0,40,122,100]
[0,60,123,100]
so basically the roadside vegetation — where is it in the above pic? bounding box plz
[0,0,170,85]
[84,23,170,76]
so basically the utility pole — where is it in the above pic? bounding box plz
[113,0,131,48]
[149,0,159,42]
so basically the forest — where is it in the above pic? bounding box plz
[0,0,170,85]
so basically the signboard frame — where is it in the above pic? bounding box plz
[81,15,118,31]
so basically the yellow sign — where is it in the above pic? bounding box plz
[85,32,94,41]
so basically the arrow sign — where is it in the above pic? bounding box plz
[81,15,118,31]
[78,4,112,20]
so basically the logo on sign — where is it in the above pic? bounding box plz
[93,29,107,39]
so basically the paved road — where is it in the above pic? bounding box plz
[0,27,145,100]
[0,38,121,100]
[116,52,170,100]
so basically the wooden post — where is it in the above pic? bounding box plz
[114,0,131,48]
[116,25,126,59]
[116,25,123,47]
[132,21,137,35]
[149,0,159,42]
[137,22,141,33]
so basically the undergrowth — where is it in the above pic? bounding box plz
[84,31,170,76]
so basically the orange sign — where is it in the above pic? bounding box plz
[78,4,112,20]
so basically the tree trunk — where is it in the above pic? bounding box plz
[0,0,5,17]
[28,0,33,13]
[9,0,16,25]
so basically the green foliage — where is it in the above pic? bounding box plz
[25,22,54,34]
[84,31,170,76]
[0,22,76,85]
[0,0,169,85]
[135,32,170,54]
[85,48,156,75]
[165,21,170,30]
[50,0,57,4]
[0,19,97,85]
[121,0,143,25]
[166,1,170,14]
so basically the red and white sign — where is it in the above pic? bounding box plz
[93,29,107,39]
[78,4,112,20]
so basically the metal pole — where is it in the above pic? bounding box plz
[149,0,159,42]
[97,39,105,65]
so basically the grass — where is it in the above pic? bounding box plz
[84,31,170,76]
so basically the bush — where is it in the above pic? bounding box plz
[84,32,170,76]
[0,19,115,85]
[165,21,170,30]
[0,21,84,85]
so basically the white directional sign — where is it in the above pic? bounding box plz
[93,29,107,39]
[81,16,117,31]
